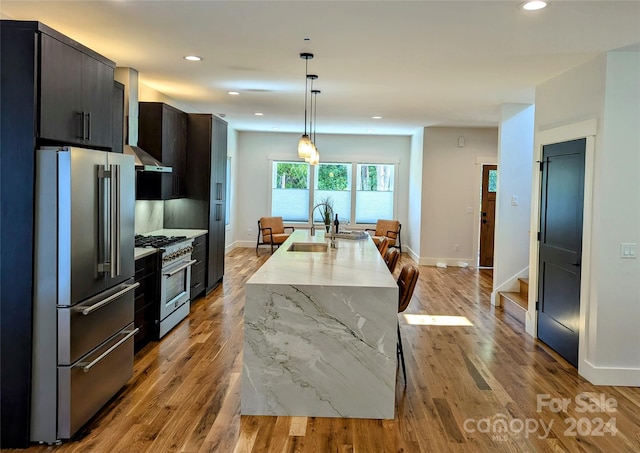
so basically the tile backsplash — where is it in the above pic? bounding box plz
[135,200,164,234]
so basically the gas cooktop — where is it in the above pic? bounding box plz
[134,235,188,248]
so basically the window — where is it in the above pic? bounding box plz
[355,164,394,223]
[271,161,309,222]
[488,169,497,193]
[314,163,351,223]
[270,160,396,225]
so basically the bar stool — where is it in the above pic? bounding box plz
[384,248,400,274]
[397,264,419,385]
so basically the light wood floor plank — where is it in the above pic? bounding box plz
[8,250,640,453]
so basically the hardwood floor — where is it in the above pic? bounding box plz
[10,249,640,452]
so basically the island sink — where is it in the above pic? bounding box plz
[287,242,328,252]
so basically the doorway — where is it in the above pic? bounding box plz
[537,138,586,367]
[479,165,497,267]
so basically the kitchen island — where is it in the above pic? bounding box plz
[242,230,398,419]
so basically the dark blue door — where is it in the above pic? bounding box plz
[538,138,586,367]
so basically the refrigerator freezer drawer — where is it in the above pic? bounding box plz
[57,323,137,439]
[58,280,137,365]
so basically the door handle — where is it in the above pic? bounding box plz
[78,328,139,373]
[77,282,140,315]
[86,112,91,141]
[76,111,85,139]
[482,219,487,224]
[571,261,581,267]
[110,164,121,277]
[164,259,197,277]
[482,212,487,217]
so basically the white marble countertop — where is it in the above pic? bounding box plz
[146,228,208,239]
[247,230,397,288]
[134,248,157,260]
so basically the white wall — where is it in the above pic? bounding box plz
[225,128,238,250]
[233,132,411,248]
[420,127,498,266]
[491,104,534,303]
[534,51,640,385]
[406,129,424,261]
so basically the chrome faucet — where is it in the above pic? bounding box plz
[310,202,336,248]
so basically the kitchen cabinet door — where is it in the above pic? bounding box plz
[39,33,83,144]
[39,33,114,149]
[138,102,187,199]
[82,53,114,148]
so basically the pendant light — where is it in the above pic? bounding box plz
[298,53,315,159]
[308,88,321,166]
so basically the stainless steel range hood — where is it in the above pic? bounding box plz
[124,145,172,173]
[116,67,172,173]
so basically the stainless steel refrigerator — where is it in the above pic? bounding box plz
[31,146,138,443]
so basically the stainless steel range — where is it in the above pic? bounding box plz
[135,235,195,338]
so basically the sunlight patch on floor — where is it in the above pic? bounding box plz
[403,314,473,326]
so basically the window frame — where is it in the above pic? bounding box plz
[268,156,399,228]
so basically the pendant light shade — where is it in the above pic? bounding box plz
[309,88,320,166]
[298,53,314,158]
[298,134,314,158]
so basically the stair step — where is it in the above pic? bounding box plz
[500,291,527,325]
[518,277,529,296]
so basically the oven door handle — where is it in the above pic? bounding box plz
[164,260,197,277]
[77,282,140,316]
[78,328,139,373]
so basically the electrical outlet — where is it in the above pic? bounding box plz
[454,244,460,251]
[247,228,252,236]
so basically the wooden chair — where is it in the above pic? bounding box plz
[397,264,419,385]
[366,219,402,252]
[256,217,294,254]
[384,248,400,274]
[376,236,389,257]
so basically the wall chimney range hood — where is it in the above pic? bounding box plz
[115,67,172,173]
[124,144,172,173]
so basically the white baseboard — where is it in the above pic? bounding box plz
[403,246,419,264]
[580,360,640,386]
[418,257,474,268]
[491,267,529,306]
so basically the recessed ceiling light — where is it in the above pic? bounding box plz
[272,127,280,131]
[254,112,264,116]
[183,55,202,61]
[372,116,383,119]
[521,1,548,11]
[367,129,375,133]
[228,91,240,95]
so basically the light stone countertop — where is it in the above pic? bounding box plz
[247,230,397,288]
[134,248,157,260]
[146,228,208,239]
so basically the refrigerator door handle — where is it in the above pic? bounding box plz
[77,328,139,373]
[76,282,139,315]
[97,165,111,275]
[110,164,121,277]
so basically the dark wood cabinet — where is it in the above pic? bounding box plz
[164,114,227,291]
[112,81,125,153]
[39,32,114,149]
[0,21,116,448]
[190,235,207,300]
[137,102,187,199]
[134,252,159,353]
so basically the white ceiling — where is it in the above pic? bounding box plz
[2,1,639,135]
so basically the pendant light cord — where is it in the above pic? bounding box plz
[304,57,309,136]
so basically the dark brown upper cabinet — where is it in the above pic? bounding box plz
[39,32,114,149]
[137,102,187,200]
